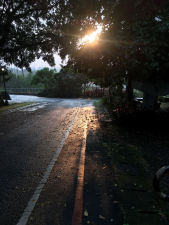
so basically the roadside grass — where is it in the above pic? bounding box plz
[0,102,35,112]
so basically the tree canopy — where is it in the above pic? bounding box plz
[64,0,169,85]
[31,67,56,89]
[0,0,79,70]
[1,0,169,86]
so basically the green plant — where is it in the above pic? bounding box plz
[133,90,143,98]
[119,204,129,225]
[158,96,165,102]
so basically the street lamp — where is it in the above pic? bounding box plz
[1,68,8,105]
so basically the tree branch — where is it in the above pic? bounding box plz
[0,40,49,53]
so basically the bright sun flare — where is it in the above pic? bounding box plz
[82,32,97,43]
[82,25,102,43]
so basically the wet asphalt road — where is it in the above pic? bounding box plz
[0,96,98,225]
[8,95,95,107]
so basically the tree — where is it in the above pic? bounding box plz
[31,67,56,89]
[54,65,88,97]
[0,0,83,70]
[62,0,169,86]
[5,71,37,88]
[1,0,169,87]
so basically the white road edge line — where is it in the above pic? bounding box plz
[16,106,80,225]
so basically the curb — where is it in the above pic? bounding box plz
[72,123,87,225]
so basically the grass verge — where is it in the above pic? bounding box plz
[0,102,35,112]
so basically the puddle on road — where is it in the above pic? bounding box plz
[19,105,45,112]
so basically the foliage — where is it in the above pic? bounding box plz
[0,0,74,70]
[133,90,143,98]
[31,67,56,89]
[5,72,39,88]
[0,0,105,71]
[111,104,169,133]
[102,88,133,111]
[65,0,169,86]
[1,0,169,93]
[54,66,89,97]
[37,89,49,97]
[158,96,165,102]
[81,88,106,97]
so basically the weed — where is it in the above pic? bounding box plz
[119,204,129,224]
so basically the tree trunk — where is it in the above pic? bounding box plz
[0,93,4,107]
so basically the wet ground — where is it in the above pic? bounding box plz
[8,95,96,108]
[0,96,98,225]
[1,96,169,225]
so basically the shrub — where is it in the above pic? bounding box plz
[37,89,48,97]
[158,96,165,102]
[82,88,106,97]
[111,104,169,133]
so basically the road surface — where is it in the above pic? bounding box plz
[0,96,97,225]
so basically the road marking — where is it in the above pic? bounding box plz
[16,107,80,225]
[72,122,87,225]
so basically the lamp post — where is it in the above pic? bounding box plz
[1,68,8,105]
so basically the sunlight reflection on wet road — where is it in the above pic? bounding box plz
[9,95,98,108]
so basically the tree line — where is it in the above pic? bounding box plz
[0,0,169,104]
[30,66,90,97]
[0,67,91,98]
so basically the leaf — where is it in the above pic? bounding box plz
[84,209,88,216]
[64,204,66,207]
[30,217,33,220]
[99,215,105,219]
[87,221,90,224]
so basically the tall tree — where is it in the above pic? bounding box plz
[0,0,81,70]
[1,0,169,87]
[64,0,169,85]
[31,67,56,89]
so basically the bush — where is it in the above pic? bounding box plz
[111,104,169,133]
[81,89,106,97]
[37,89,48,97]
[158,96,165,102]
[101,88,134,110]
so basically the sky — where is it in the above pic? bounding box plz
[29,54,68,70]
